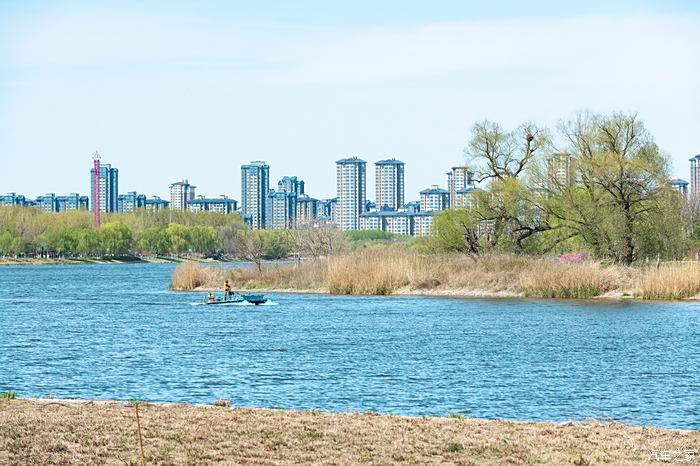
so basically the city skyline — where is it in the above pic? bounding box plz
[1,2,699,201]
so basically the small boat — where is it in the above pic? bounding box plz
[203,292,267,305]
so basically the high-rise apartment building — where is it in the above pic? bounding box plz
[420,186,449,212]
[90,163,118,212]
[317,198,338,225]
[241,161,270,229]
[117,191,147,213]
[169,180,196,210]
[447,166,474,208]
[278,176,305,196]
[690,155,700,199]
[296,194,318,227]
[547,153,576,191]
[336,157,366,230]
[266,190,296,229]
[375,158,404,211]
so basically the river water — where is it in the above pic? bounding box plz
[0,263,698,429]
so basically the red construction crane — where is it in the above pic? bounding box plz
[93,151,101,228]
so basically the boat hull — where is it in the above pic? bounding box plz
[203,293,267,305]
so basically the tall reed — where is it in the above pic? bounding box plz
[170,262,224,291]
[636,263,700,300]
[327,248,414,294]
[170,248,700,301]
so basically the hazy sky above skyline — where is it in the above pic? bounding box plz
[1,1,699,200]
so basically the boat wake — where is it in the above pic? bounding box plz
[190,300,278,306]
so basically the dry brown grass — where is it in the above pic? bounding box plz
[521,261,634,299]
[637,263,700,300]
[327,248,415,294]
[170,262,225,291]
[172,249,700,300]
[227,260,328,291]
[2,399,696,465]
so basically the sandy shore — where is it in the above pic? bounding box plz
[1,398,697,465]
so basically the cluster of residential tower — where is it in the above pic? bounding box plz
[3,152,698,237]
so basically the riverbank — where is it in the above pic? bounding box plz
[171,249,700,300]
[0,255,224,266]
[2,398,696,465]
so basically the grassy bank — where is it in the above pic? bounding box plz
[2,399,696,465]
[172,248,700,300]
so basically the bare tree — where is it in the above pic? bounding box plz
[296,224,345,259]
[225,228,266,273]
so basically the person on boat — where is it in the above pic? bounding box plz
[208,292,215,303]
[224,280,232,299]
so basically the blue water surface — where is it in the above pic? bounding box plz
[1,263,698,429]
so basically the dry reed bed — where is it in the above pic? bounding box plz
[171,249,700,300]
[2,399,696,465]
[637,263,700,300]
[170,261,225,291]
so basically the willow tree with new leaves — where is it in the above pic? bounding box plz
[438,120,552,254]
[433,113,686,263]
[549,112,684,264]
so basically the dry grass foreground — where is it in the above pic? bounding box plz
[2,399,698,465]
[171,248,700,300]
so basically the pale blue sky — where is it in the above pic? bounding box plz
[1,1,699,200]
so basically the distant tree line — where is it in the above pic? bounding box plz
[0,208,297,259]
[0,207,394,261]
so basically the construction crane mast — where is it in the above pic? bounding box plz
[93,151,101,228]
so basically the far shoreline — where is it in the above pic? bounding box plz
[180,286,693,303]
[0,256,232,266]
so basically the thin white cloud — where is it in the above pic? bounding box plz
[276,15,699,84]
[0,8,698,198]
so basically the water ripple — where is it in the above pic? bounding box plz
[0,263,698,429]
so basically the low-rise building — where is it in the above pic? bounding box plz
[117,191,146,213]
[359,209,435,236]
[35,193,57,212]
[671,178,689,197]
[411,212,435,237]
[0,193,29,206]
[145,196,169,211]
[420,186,449,212]
[56,193,89,212]
[33,193,88,212]
[187,195,238,214]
